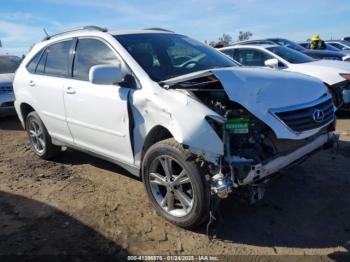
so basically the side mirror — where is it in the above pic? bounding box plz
[264,58,279,69]
[89,64,124,85]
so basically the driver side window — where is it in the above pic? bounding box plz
[73,38,120,81]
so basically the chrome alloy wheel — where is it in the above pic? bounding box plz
[148,156,194,217]
[28,118,46,154]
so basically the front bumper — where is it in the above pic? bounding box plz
[239,132,338,185]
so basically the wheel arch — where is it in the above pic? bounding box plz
[20,103,36,128]
[141,125,174,162]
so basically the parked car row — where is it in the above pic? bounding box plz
[232,38,350,61]
[220,44,350,109]
[299,41,350,59]
[8,26,343,229]
[0,55,21,116]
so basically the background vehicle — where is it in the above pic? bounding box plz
[14,26,337,228]
[0,55,20,116]
[299,41,350,61]
[342,36,350,42]
[234,38,344,60]
[326,40,350,51]
[220,45,350,109]
[234,38,348,61]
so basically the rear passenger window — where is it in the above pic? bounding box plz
[73,39,119,81]
[221,49,235,59]
[27,50,43,73]
[44,40,72,77]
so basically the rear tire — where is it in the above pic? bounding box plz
[25,111,61,159]
[142,138,210,229]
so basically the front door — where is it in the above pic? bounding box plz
[63,38,134,165]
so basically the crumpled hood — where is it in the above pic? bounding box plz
[0,73,14,85]
[163,67,329,140]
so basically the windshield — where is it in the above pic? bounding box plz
[0,56,20,74]
[269,38,305,52]
[115,33,238,81]
[267,46,315,64]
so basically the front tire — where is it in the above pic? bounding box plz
[26,111,61,159]
[142,138,210,229]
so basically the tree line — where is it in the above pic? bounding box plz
[206,31,253,48]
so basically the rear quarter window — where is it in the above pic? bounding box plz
[27,50,43,73]
[26,40,73,77]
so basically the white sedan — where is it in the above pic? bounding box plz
[0,55,20,116]
[220,44,350,109]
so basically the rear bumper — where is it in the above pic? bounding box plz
[239,132,338,185]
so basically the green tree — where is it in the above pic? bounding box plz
[238,31,253,41]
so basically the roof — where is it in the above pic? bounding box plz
[232,39,276,45]
[42,26,175,42]
[109,29,175,36]
[219,44,278,50]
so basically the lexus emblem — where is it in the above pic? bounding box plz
[312,109,324,123]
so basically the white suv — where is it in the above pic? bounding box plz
[14,26,338,228]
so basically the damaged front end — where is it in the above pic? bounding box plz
[161,68,339,203]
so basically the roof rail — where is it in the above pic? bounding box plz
[143,27,174,33]
[42,25,108,41]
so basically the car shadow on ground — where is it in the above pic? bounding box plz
[54,149,141,182]
[0,191,129,260]
[196,140,350,260]
[0,116,22,131]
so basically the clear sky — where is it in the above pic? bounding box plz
[1,0,350,55]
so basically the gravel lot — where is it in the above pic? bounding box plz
[0,115,349,261]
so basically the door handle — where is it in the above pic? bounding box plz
[66,86,76,94]
[29,80,36,87]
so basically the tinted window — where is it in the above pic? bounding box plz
[73,39,119,81]
[115,34,238,81]
[27,51,43,73]
[221,49,237,61]
[328,43,343,50]
[44,40,72,77]
[234,49,273,66]
[269,38,305,52]
[267,46,315,64]
[0,56,20,74]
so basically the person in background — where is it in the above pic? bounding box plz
[308,34,326,49]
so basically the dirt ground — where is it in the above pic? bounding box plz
[0,115,350,261]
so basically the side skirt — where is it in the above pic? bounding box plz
[51,137,140,177]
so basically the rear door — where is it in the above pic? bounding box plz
[63,38,134,165]
[26,40,74,144]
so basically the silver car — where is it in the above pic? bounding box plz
[0,55,20,116]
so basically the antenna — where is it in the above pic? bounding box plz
[43,28,49,38]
